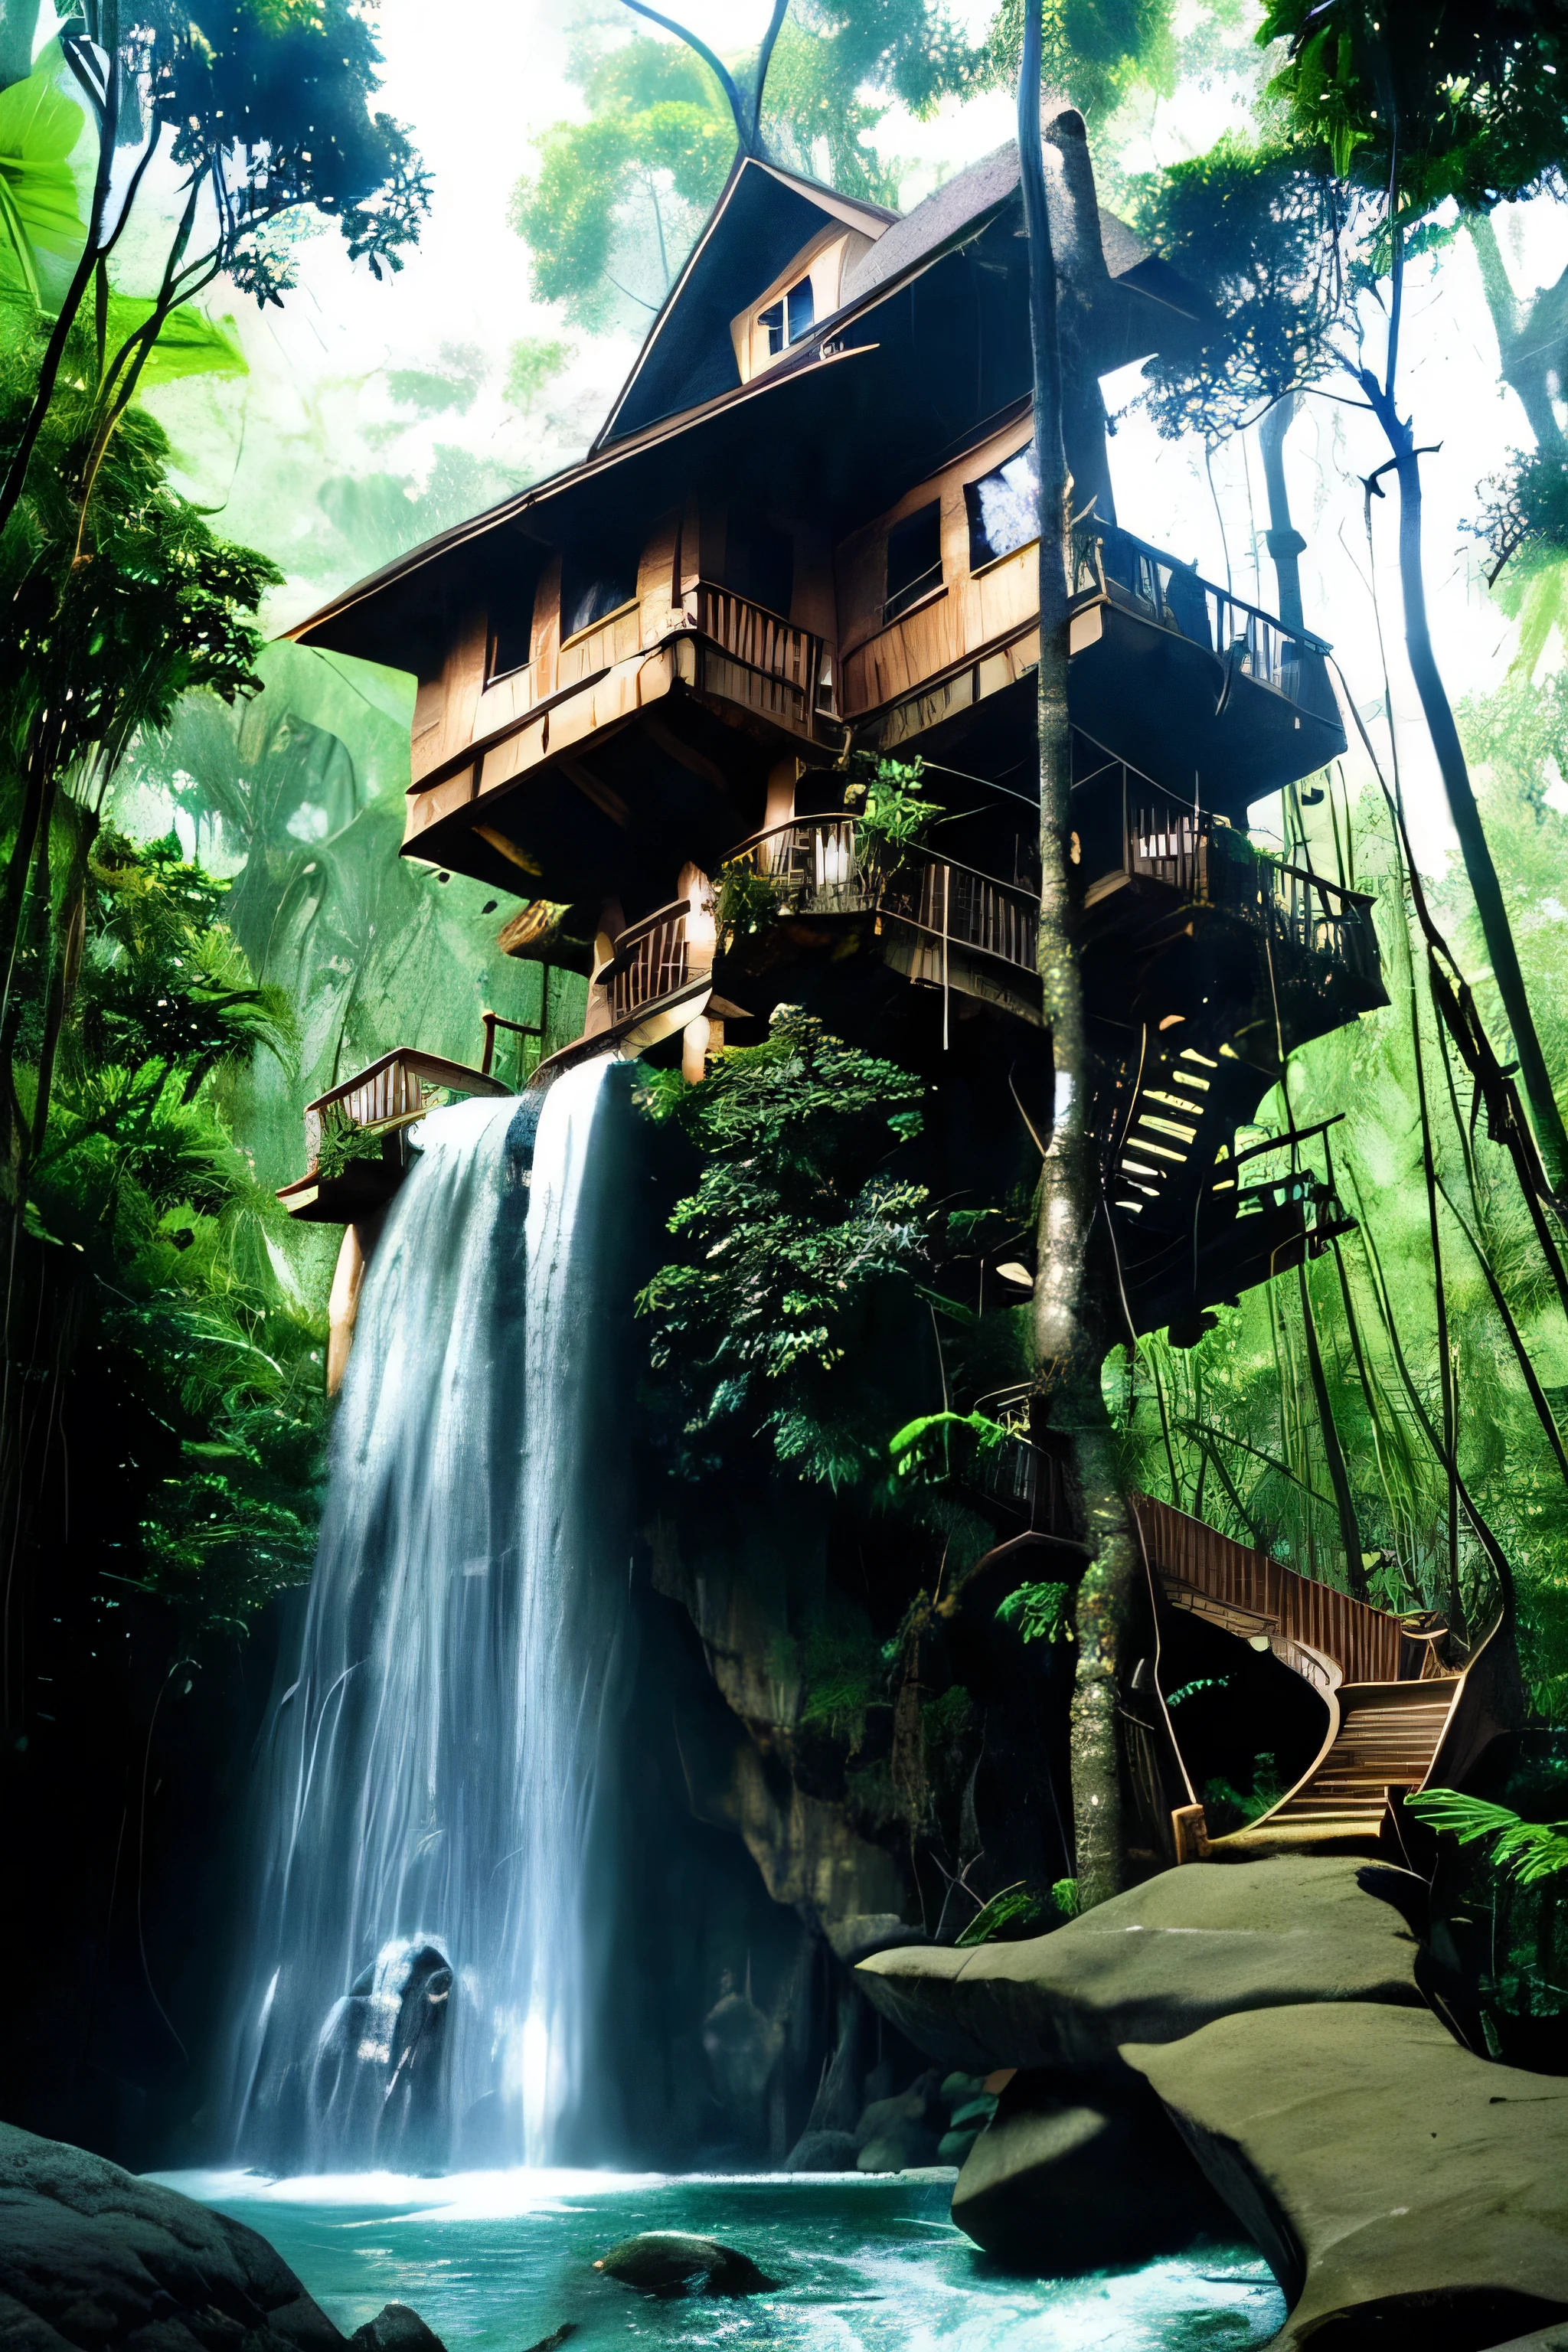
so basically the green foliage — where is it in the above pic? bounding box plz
[956,1883,1049,1944]
[1166,1674,1231,1705]
[1126,137,1354,443]
[387,343,488,416]
[1052,1873,1082,1920]
[504,335,576,411]
[313,1119,394,1184]
[844,753,944,859]
[144,0,432,304]
[799,1609,886,1750]
[714,861,781,940]
[2,321,281,786]
[508,6,1002,326]
[0,50,87,309]
[635,1005,929,1484]
[982,0,1178,124]
[508,31,735,328]
[1406,1788,1568,1886]
[19,828,324,1634]
[995,1579,1076,1644]
[1202,1753,1285,1831]
[890,1406,1011,1478]
[1258,0,1568,211]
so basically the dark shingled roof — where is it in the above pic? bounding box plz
[841,136,1154,311]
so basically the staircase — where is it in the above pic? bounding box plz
[1130,1494,1474,1860]
[1240,1681,1456,1848]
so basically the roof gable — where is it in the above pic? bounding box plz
[592,155,896,452]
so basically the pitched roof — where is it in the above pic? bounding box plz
[591,155,897,452]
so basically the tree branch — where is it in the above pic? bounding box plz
[619,0,753,153]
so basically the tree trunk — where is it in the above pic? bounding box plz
[1018,5,1130,1909]
[1466,213,1568,460]
[1258,393,1306,635]
[1374,417,1568,1201]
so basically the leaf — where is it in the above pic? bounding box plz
[1404,1788,1568,1886]
[105,296,249,387]
[0,53,88,304]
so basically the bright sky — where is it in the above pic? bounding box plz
[132,0,1568,874]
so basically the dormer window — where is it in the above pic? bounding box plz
[758,278,815,358]
[733,229,875,384]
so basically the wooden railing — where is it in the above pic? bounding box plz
[722,818,1039,976]
[685,582,826,733]
[302,1047,509,1175]
[1134,1492,1413,1687]
[593,896,716,1029]
[1080,755,1380,993]
[1072,524,1341,726]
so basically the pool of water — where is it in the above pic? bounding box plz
[159,2168,1286,2352]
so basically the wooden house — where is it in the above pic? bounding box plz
[283,105,1386,1354]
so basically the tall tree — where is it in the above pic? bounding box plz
[1017,2,1138,1911]
[1257,0,1568,1204]
[1132,106,1568,1211]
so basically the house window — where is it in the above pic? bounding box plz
[884,500,942,624]
[487,583,535,681]
[560,535,639,641]
[966,441,1040,570]
[756,277,815,361]
[786,276,815,343]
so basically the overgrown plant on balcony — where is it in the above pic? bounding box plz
[843,753,944,862]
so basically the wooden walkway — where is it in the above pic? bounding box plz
[1129,1496,1496,1859]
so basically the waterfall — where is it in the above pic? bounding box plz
[230,1058,633,2172]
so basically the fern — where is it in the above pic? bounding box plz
[1404,1788,1568,1886]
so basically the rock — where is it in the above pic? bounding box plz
[351,2308,448,2352]
[854,2075,938,2145]
[950,2069,1233,2272]
[521,2331,577,2352]
[858,1857,1424,2075]
[783,2128,861,2172]
[1124,2002,1568,2350]
[0,2122,361,2352]
[592,2233,776,2297]
[856,2125,941,2173]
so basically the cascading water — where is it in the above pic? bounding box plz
[230,1058,633,2172]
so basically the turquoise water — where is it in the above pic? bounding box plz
[160,2168,1285,2352]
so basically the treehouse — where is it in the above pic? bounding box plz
[283,103,1384,1349]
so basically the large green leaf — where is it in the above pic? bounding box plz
[0,52,88,303]
[105,295,249,387]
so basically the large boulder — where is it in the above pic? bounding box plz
[0,2122,441,2352]
[856,1857,1423,2075]
[592,2233,774,2298]
[1124,2003,1568,2350]
[950,2069,1234,2273]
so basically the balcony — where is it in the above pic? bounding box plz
[849,521,1346,813]
[278,1047,511,1223]
[720,816,1042,1022]
[1073,753,1386,1053]
[403,581,841,905]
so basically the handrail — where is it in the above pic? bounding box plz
[723,815,1039,976]
[301,1044,508,1180]
[686,580,823,701]
[1134,1493,1410,1687]
[724,818,1039,912]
